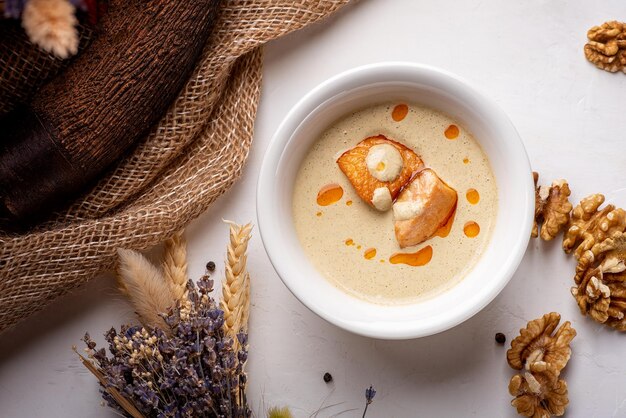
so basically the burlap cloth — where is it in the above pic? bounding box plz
[0,0,353,333]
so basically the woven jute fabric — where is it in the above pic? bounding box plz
[0,0,353,333]
[0,19,93,115]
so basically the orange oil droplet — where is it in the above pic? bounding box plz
[379,259,385,263]
[317,183,343,206]
[316,211,322,217]
[357,245,362,250]
[463,157,470,164]
[435,206,456,238]
[466,188,480,205]
[364,248,377,260]
[444,124,460,139]
[389,245,433,267]
[346,200,353,206]
[464,221,480,238]
[376,161,386,171]
[345,238,354,246]
[392,104,409,122]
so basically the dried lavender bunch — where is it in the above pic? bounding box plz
[81,275,250,418]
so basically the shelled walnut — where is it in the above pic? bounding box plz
[532,173,572,241]
[506,313,575,418]
[562,194,626,259]
[584,21,626,73]
[507,312,576,372]
[509,362,569,418]
[571,231,626,330]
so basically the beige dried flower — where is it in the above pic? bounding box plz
[532,173,572,241]
[22,0,79,59]
[562,194,626,259]
[509,361,569,418]
[116,248,174,332]
[584,21,626,73]
[506,312,576,373]
[571,231,626,330]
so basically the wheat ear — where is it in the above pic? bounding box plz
[116,248,175,331]
[162,230,188,303]
[221,221,253,346]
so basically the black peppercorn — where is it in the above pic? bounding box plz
[206,261,216,272]
[495,332,506,344]
[323,372,332,383]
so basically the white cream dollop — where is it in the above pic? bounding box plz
[371,187,392,211]
[365,144,403,182]
[392,198,426,221]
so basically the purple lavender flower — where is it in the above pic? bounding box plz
[82,275,250,417]
[362,385,376,417]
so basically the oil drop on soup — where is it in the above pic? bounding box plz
[292,102,497,304]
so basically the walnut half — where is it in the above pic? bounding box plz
[532,173,572,241]
[507,312,576,372]
[507,313,575,418]
[509,362,569,418]
[584,21,626,73]
[562,194,626,259]
[572,231,626,330]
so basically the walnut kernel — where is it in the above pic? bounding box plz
[509,361,568,418]
[562,194,626,259]
[532,173,572,241]
[506,312,576,373]
[571,231,626,330]
[584,21,626,73]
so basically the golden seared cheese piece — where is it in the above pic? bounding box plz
[336,135,424,211]
[393,168,458,248]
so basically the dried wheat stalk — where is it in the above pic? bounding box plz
[221,221,252,350]
[73,347,145,418]
[162,230,188,302]
[116,248,174,331]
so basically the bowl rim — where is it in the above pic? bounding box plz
[257,61,534,339]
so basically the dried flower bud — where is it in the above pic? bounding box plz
[365,385,376,403]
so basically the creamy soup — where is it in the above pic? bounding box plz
[292,102,498,304]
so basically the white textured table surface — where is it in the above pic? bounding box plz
[1,1,626,417]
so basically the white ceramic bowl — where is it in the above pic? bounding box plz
[257,62,534,339]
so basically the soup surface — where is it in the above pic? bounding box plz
[292,102,498,304]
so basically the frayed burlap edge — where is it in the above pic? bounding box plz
[0,0,354,333]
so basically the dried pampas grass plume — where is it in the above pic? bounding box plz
[22,0,79,59]
[116,248,174,332]
[162,230,188,302]
[221,221,253,348]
